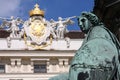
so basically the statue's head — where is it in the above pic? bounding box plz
[58,17,62,21]
[78,12,99,33]
[50,19,54,23]
[10,16,14,20]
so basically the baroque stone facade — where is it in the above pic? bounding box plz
[0,32,84,80]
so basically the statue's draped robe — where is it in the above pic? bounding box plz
[69,25,119,80]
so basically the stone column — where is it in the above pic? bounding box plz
[58,59,64,72]
[46,60,50,73]
[10,59,15,67]
[30,60,34,73]
[64,59,69,66]
[58,59,63,66]
[31,61,34,66]
[17,59,21,67]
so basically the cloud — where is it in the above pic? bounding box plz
[0,0,21,17]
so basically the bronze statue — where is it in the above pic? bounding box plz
[69,12,120,80]
[49,12,120,80]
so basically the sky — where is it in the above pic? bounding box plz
[0,0,94,30]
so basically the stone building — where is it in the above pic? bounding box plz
[0,4,85,80]
[0,30,84,80]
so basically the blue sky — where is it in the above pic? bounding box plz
[0,0,94,30]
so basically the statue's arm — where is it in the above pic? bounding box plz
[63,20,74,25]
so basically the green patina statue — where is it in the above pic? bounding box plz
[49,12,120,80]
[69,12,120,80]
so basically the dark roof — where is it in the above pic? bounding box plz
[0,30,85,39]
[0,29,10,38]
[65,31,85,39]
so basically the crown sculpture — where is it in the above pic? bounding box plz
[29,4,44,17]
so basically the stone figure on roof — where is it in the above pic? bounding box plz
[46,19,57,39]
[0,16,23,38]
[0,16,24,48]
[55,16,76,39]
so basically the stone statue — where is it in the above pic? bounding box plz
[65,37,70,48]
[46,18,74,48]
[69,12,120,80]
[0,16,23,38]
[0,16,23,48]
[55,16,76,39]
[46,19,57,39]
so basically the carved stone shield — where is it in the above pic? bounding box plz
[24,19,51,45]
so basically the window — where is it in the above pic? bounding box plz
[0,65,5,73]
[34,64,47,73]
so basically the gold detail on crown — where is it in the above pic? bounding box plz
[29,4,44,17]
